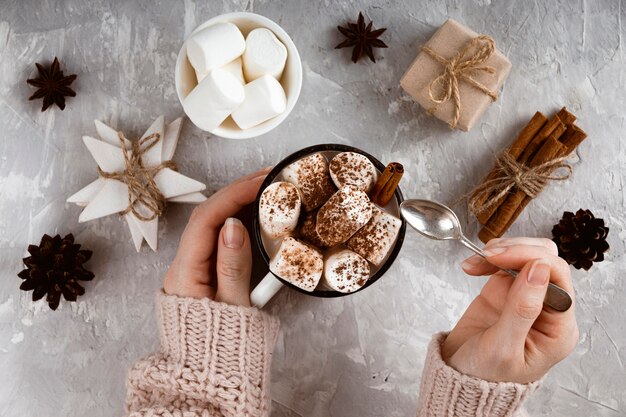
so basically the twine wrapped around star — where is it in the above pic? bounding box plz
[421,35,499,129]
[468,151,573,216]
[67,117,207,252]
[97,132,176,222]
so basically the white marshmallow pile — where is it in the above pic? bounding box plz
[260,152,403,294]
[183,23,288,132]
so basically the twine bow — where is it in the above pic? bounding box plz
[421,35,499,129]
[98,132,176,221]
[468,152,572,215]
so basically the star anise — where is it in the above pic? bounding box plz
[26,57,77,111]
[335,12,388,63]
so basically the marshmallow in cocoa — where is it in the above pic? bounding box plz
[323,249,370,293]
[270,237,323,292]
[329,152,378,193]
[347,205,402,266]
[282,153,336,211]
[316,186,373,247]
[259,181,301,239]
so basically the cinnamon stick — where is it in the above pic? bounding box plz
[479,134,567,242]
[476,115,567,224]
[555,106,576,126]
[371,162,404,206]
[517,113,567,163]
[470,112,547,219]
[491,124,588,240]
[560,124,587,155]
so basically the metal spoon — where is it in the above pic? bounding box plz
[400,199,572,312]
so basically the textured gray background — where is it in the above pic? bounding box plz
[0,0,625,416]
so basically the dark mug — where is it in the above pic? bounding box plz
[250,144,406,307]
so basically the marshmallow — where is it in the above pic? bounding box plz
[347,205,402,266]
[243,28,288,82]
[297,210,329,249]
[196,57,244,84]
[186,22,245,74]
[183,69,245,132]
[221,57,245,84]
[323,249,370,293]
[282,153,336,211]
[231,75,287,130]
[270,237,323,292]
[316,186,373,247]
[259,181,301,239]
[329,152,378,193]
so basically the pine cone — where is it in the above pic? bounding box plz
[17,234,94,310]
[552,209,609,270]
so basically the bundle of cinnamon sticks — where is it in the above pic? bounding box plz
[469,107,587,243]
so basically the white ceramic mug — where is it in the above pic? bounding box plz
[174,12,303,139]
[251,273,285,308]
[250,144,406,308]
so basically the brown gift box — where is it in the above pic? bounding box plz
[400,19,512,132]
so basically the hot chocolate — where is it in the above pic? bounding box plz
[259,151,402,295]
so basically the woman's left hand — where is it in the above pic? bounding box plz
[163,167,270,306]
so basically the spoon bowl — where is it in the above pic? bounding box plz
[400,199,463,241]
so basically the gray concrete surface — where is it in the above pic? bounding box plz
[0,0,624,416]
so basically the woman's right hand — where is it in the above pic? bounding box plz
[163,167,270,306]
[441,237,579,383]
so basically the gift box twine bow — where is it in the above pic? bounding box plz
[468,151,572,215]
[422,35,499,129]
[98,133,177,221]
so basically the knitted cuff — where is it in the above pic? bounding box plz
[156,291,280,416]
[416,333,541,417]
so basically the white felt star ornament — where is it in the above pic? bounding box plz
[68,116,207,251]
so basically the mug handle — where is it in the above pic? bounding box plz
[250,272,284,308]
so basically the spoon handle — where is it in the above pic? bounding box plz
[458,236,572,312]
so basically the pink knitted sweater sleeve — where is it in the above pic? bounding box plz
[124,292,280,417]
[416,333,540,417]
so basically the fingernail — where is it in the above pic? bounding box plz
[224,218,244,249]
[461,255,483,269]
[528,259,550,286]
[483,246,507,257]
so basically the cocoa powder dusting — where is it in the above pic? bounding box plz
[329,152,376,191]
[271,238,323,291]
[316,187,373,247]
[287,154,336,211]
[327,250,370,293]
[347,207,401,266]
